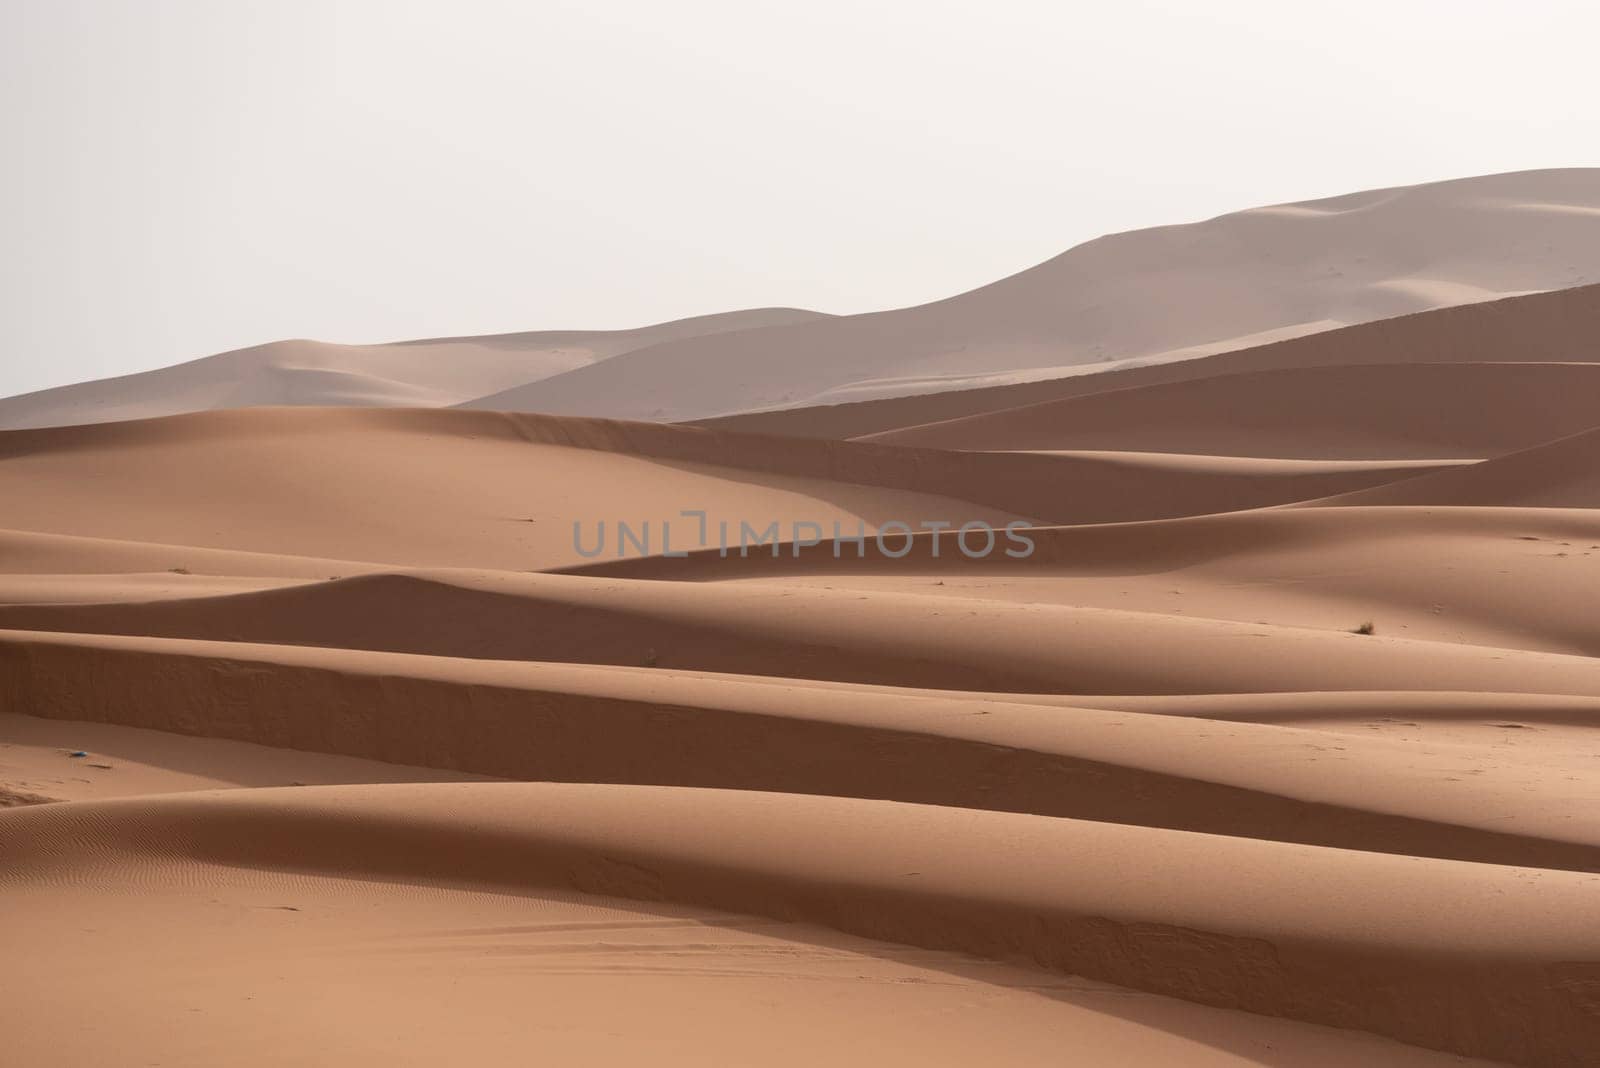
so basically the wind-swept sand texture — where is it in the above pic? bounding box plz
[10,177,1600,1067]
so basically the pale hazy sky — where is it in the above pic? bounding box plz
[4,0,1597,399]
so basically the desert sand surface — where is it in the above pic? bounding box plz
[4,789,1499,1068]
[10,175,1600,1067]
[0,712,492,804]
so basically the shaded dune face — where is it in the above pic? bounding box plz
[9,173,1600,1068]
[859,361,1600,459]
[703,278,1600,440]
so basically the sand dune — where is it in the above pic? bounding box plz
[472,169,1600,421]
[12,554,1600,697]
[703,280,1600,440]
[8,625,1600,875]
[10,172,1600,1067]
[3,783,1593,1065]
[568,506,1600,657]
[0,712,491,804]
[8,171,1600,433]
[863,362,1600,459]
[0,407,1038,569]
[0,794,1497,1068]
[1321,424,1600,508]
[0,407,1460,572]
[0,307,826,431]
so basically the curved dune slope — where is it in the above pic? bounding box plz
[563,506,1600,657]
[13,176,1600,1068]
[8,171,1600,434]
[481,168,1600,422]
[863,362,1600,459]
[0,407,1454,572]
[3,783,1596,1067]
[0,307,827,431]
[702,279,1600,440]
[0,711,492,804]
[1319,424,1600,508]
[8,879,1481,1068]
[0,407,1038,569]
[16,562,1600,694]
[7,626,1600,875]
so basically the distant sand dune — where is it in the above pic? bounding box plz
[470,169,1600,422]
[0,307,827,431]
[863,362,1600,459]
[7,170,1600,431]
[704,280,1600,440]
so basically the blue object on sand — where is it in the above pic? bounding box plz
[68,750,88,758]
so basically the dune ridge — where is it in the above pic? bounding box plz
[701,280,1600,440]
[0,306,827,431]
[5,783,1598,1067]
[8,170,1600,433]
[17,564,1600,694]
[1318,423,1600,508]
[862,362,1600,459]
[0,406,1471,572]
[9,623,1600,876]
[464,169,1600,422]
